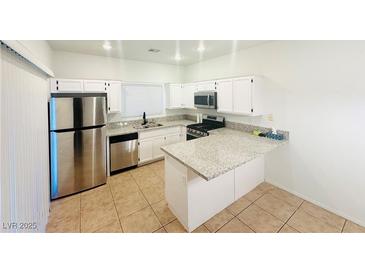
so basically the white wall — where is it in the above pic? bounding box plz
[53,51,183,83]
[1,44,50,232]
[183,41,365,226]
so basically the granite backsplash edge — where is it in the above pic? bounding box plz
[184,114,289,140]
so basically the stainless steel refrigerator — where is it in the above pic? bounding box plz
[49,93,107,200]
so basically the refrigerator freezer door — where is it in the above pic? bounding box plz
[50,126,106,199]
[49,95,106,131]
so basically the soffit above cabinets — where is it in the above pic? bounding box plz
[47,40,268,66]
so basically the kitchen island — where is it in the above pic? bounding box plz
[161,128,288,232]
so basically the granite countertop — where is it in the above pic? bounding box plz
[106,119,195,137]
[161,128,288,181]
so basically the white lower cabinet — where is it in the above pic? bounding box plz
[138,139,154,163]
[164,153,265,232]
[152,136,165,159]
[138,126,185,164]
[165,154,235,232]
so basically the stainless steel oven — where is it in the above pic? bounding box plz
[194,91,217,109]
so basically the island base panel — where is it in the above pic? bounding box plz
[165,154,235,232]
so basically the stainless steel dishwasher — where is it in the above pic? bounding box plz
[110,132,138,174]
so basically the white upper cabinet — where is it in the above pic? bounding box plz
[216,79,233,113]
[167,84,183,108]
[106,81,122,113]
[232,77,252,114]
[50,78,84,92]
[196,81,216,91]
[216,76,264,116]
[84,80,107,92]
[182,83,196,109]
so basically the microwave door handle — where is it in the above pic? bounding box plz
[206,95,210,106]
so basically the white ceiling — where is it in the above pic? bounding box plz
[47,40,268,66]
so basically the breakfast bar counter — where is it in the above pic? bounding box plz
[160,128,288,232]
[161,128,287,180]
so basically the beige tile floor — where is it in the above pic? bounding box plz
[46,160,365,233]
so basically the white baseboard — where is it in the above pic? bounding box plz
[266,180,365,228]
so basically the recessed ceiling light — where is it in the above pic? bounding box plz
[148,48,160,53]
[102,42,112,50]
[174,54,181,61]
[197,45,205,52]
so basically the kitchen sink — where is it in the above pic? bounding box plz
[133,123,163,129]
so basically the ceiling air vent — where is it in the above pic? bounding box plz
[148,48,160,53]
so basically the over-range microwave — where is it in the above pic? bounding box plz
[194,91,217,109]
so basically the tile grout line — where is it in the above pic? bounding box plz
[111,172,150,220]
[235,187,280,232]
[130,166,164,231]
[108,180,125,233]
[237,185,292,233]
[229,201,256,232]
[296,201,345,232]
[208,213,235,233]
[253,193,304,232]
[276,200,304,233]
[234,217,256,233]
[341,220,347,233]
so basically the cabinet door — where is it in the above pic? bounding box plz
[50,78,84,92]
[138,139,153,164]
[169,84,183,108]
[216,79,233,113]
[165,133,181,145]
[106,81,122,113]
[232,78,252,114]
[84,80,107,92]
[197,81,216,91]
[152,136,165,159]
[182,84,196,108]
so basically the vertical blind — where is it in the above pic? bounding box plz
[121,83,164,118]
[1,43,50,232]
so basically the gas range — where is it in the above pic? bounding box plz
[186,115,225,140]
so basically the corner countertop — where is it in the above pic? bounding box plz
[161,128,288,181]
[106,119,195,137]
